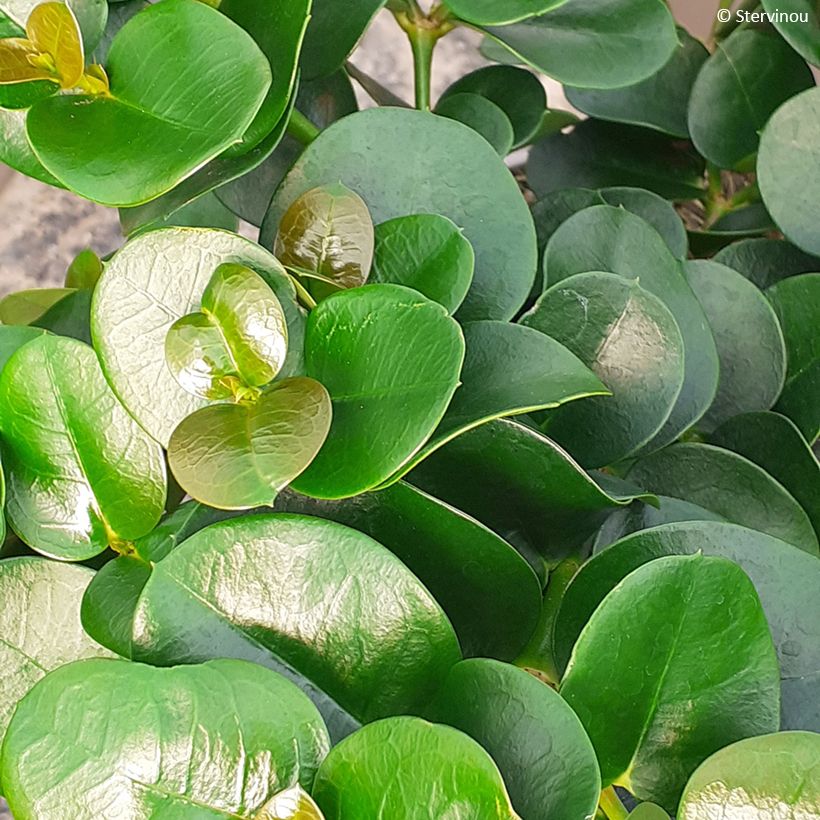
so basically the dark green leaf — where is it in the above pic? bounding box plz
[261,107,537,322]
[443,0,566,25]
[145,191,239,233]
[761,0,820,67]
[435,93,515,155]
[31,287,92,344]
[713,237,820,290]
[628,805,669,820]
[561,553,781,810]
[0,107,62,185]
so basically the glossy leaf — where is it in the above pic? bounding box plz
[522,272,685,468]
[275,481,541,661]
[438,64,547,147]
[274,183,374,292]
[0,0,106,51]
[91,228,305,446]
[758,87,820,255]
[685,260,786,431]
[443,0,566,25]
[0,106,63,185]
[64,247,102,289]
[27,0,272,206]
[168,377,332,510]
[25,2,85,89]
[312,717,517,819]
[767,273,820,443]
[409,418,653,566]
[555,520,820,731]
[0,335,166,560]
[566,28,708,139]
[130,514,461,740]
[544,205,719,450]
[482,0,677,89]
[261,107,537,322]
[0,36,54,86]
[762,0,820,66]
[0,558,111,771]
[291,285,464,499]
[678,732,820,820]
[30,286,92,344]
[370,213,475,313]
[1,658,330,819]
[561,553,781,810]
[628,443,819,554]
[429,658,601,820]
[435,93,514,156]
[713,237,820,290]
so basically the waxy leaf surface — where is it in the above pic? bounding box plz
[0,0,105,50]
[434,93,514,156]
[714,237,820,290]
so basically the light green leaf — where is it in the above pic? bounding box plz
[64,248,102,289]
[0,287,73,325]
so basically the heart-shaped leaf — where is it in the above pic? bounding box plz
[434,93,515,155]
[429,658,601,820]
[275,481,542,661]
[0,557,112,771]
[628,443,819,554]
[64,247,102,289]
[566,28,708,139]
[714,237,820,289]
[521,272,685,467]
[290,284,464,499]
[544,205,719,450]
[311,716,517,819]
[1,658,330,819]
[554,520,820,731]
[762,0,820,66]
[261,107,537,322]
[274,183,374,292]
[0,0,106,51]
[91,228,305,446]
[688,29,813,170]
[685,260,786,431]
[443,0,567,26]
[168,377,332,509]
[27,0,272,206]
[0,335,166,559]
[758,87,820,255]
[561,553,781,810]
[370,213,475,313]
[678,732,820,820]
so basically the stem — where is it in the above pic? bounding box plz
[408,27,436,110]
[599,787,629,820]
[286,109,321,145]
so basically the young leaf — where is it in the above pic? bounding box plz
[290,285,465,499]
[0,36,54,85]
[258,787,325,820]
[521,272,685,468]
[685,260,786,432]
[25,1,85,89]
[0,335,166,560]
[678,732,820,820]
[311,717,518,819]
[1,658,330,819]
[261,107,537,322]
[0,106,62,185]
[428,658,601,820]
[168,377,332,510]
[0,0,107,52]
[761,0,820,67]
[435,93,515,156]
[370,213,475,313]
[561,553,781,811]
[146,190,239,233]
[713,237,820,290]
[130,514,461,740]
[64,247,102,289]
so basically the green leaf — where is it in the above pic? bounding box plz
[628,805,669,820]
[88,0,146,65]
[679,732,820,820]
[758,87,820,255]
[685,260,786,431]
[429,658,601,820]
[130,514,461,740]
[30,287,92,344]
[443,0,566,25]
[370,213,475,313]
[275,481,541,661]
[27,0,272,206]
[628,443,819,554]
[688,29,814,171]
[409,417,654,566]
[0,324,45,372]
[258,786,325,820]
[91,228,305,446]
[145,190,239,233]
[435,93,515,156]
[261,107,537,322]
[0,335,166,560]
[554,520,820,731]
[713,237,820,289]
[0,106,63,185]
[168,377,332,509]
[311,716,517,819]
[0,0,106,51]
[0,557,112,774]
[0,286,73,324]
[566,28,708,139]
[438,64,547,147]
[64,247,102,289]
[274,183,375,292]
[561,553,781,811]
[711,411,820,538]
[527,120,706,201]
[543,205,719,450]
[290,285,464,499]
[24,1,86,89]
[762,0,820,66]
[216,71,358,227]
[521,272,685,468]
[767,273,820,443]
[1,658,330,818]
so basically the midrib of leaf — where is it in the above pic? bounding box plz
[0,634,47,673]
